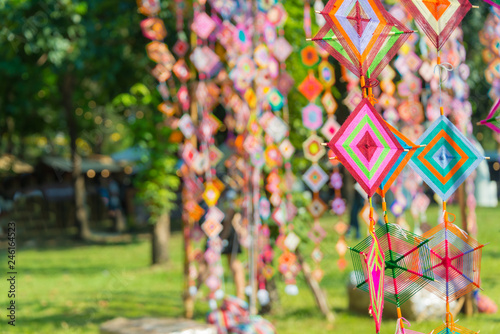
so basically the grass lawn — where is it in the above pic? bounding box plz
[2,205,500,333]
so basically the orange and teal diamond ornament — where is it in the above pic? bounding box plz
[377,122,417,197]
[328,98,405,197]
[302,104,324,131]
[303,134,326,162]
[302,164,329,192]
[301,45,320,67]
[400,0,471,50]
[350,223,434,307]
[478,99,500,133]
[313,0,412,79]
[298,72,323,101]
[408,115,485,201]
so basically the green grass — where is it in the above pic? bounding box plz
[2,205,500,333]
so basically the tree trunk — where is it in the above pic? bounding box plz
[152,213,170,265]
[6,116,14,155]
[60,73,91,240]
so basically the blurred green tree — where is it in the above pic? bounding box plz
[0,0,162,240]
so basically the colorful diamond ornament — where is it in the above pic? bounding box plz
[328,98,405,196]
[302,104,324,131]
[400,0,472,50]
[408,115,485,201]
[303,134,326,162]
[302,164,329,192]
[314,0,412,79]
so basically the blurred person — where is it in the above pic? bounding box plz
[99,177,126,233]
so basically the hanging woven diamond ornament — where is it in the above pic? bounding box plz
[400,0,472,50]
[302,164,329,192]
[313,0,412,79]
[408,115,485,201]
[328,98,405,196]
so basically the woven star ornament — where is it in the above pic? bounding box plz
[400,0,471,50]
[422,221,484,302]
[408,115,485,201]
[350,223,434,307]
[328,98,405,197]
[313,0,412,79]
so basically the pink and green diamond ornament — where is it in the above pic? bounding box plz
[328,98,405,197]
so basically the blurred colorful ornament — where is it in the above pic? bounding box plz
[301,45,320,67]
[331,197,346,215]
[302,104,324,131]
[303,135,326,162]
[279,139,295,160]
[318,61,335,87]
[321,92,338,115]
[141,17,167,40]
[267,88,284,111]
[137,0,160,16]
[298,72,323,101]
[308,198,328,218]
[173,59,191,82]
[302,164,329,192]
[321,117,340,140]
[272,37,293,62]
[151,63,171,82]
[146,41,175,65]
[191,12,216,39]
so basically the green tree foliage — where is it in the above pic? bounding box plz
[113,83,180,220]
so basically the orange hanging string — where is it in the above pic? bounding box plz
[397,307,405,330]
[443,201,448,224]
[382,196,389,225]
[361,76,368,99]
